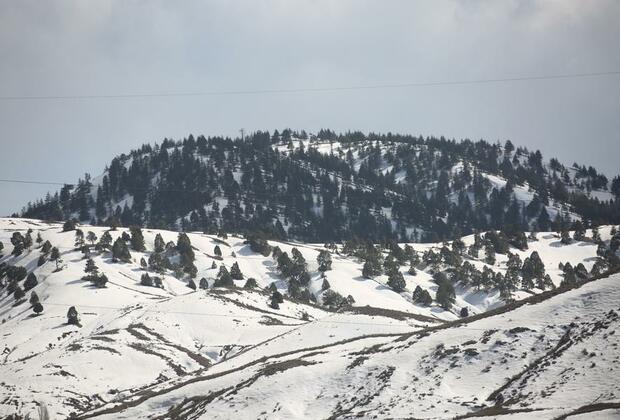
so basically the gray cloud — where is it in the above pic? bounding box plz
[1,0,619,215]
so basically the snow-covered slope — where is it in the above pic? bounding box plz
[79,271,620,420]
[0,217,618,418]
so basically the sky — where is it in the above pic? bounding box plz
[0,0,619,215]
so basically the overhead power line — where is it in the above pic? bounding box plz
[1,70,619,101]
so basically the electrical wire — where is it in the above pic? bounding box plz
[1,70,618,101]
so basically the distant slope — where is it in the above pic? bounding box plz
[19,130,620,243]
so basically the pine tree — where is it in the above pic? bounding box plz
[140,257,147,270]
[591,226,601,243]
[50,247,62,270]
[14,285,25,301]
[140,273,153,287]
[67,306,80,326]
[321,278,331,290]
[129,226,146,251]
[560,228,572,245]
[86,231,97,245]
[435,279,455,310]
[214,265,233,287]
[154,233,165,253]
[176,233,195,267]
[74,229,85,249]
[484,242,496,265]
[24,273,38,291]
[412,286,432,306]
[211,261,217,269]
[32,302,44,315]
[98,231,113,250]
[84,258,98,275]
[41,240,52,254]
[561,263,577,288]
[112,237,131,263]
[244,278,258,289]
[36,232,43,246]
[93,273,108,288]
[29,291,39,306]
[387,271,406,292]
[213,245,222,257]
[187,278,197,290]
[317,250,332,272]
[62,219,77,232]
[269,291,281,309]
[199,277,209,289]
[230,262,244,280]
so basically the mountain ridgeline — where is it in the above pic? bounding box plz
[21,130,620,242]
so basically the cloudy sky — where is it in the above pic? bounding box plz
[0,0,619,215]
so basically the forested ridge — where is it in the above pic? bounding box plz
[21,129,620,242]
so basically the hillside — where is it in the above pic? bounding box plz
[1,217,619,418]
[19,130,620,243]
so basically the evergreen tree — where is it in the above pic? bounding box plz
[140,273,153,286]
[187,278,197,290]
[32,302,44,315]
[561,263,577,288]
[14,285,25,301]
[93,273,108,288]
[412,285,432,306]
[560,228,572,245]
[23,273,37,291]
[67,306,80,326]
[244,278,258,289]
[317,250,332,272]
[572,221,586,241]
[270,291,282,309]
[98,231,113,250]
[112,237,132,263]
[74,229,85,249]
[213,245,222,257]
[387,270,406,292]
[62,219,77,232]
[322,278,331,290]
[435,279,455,310]
[29,291,39,306]
[176,233,195,267]
[214,265,234,287]
[36,232,43,246]
[484,242,496,265]
[41,240,52,254]
[230,262,244,280]
[86,231,97,245]
[50,247,62,270]
[154,233,165,253]
[129,226,146,251]
[199,277,209,289]
[84,258,98,275]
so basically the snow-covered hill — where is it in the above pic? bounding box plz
[0,217,618,418]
